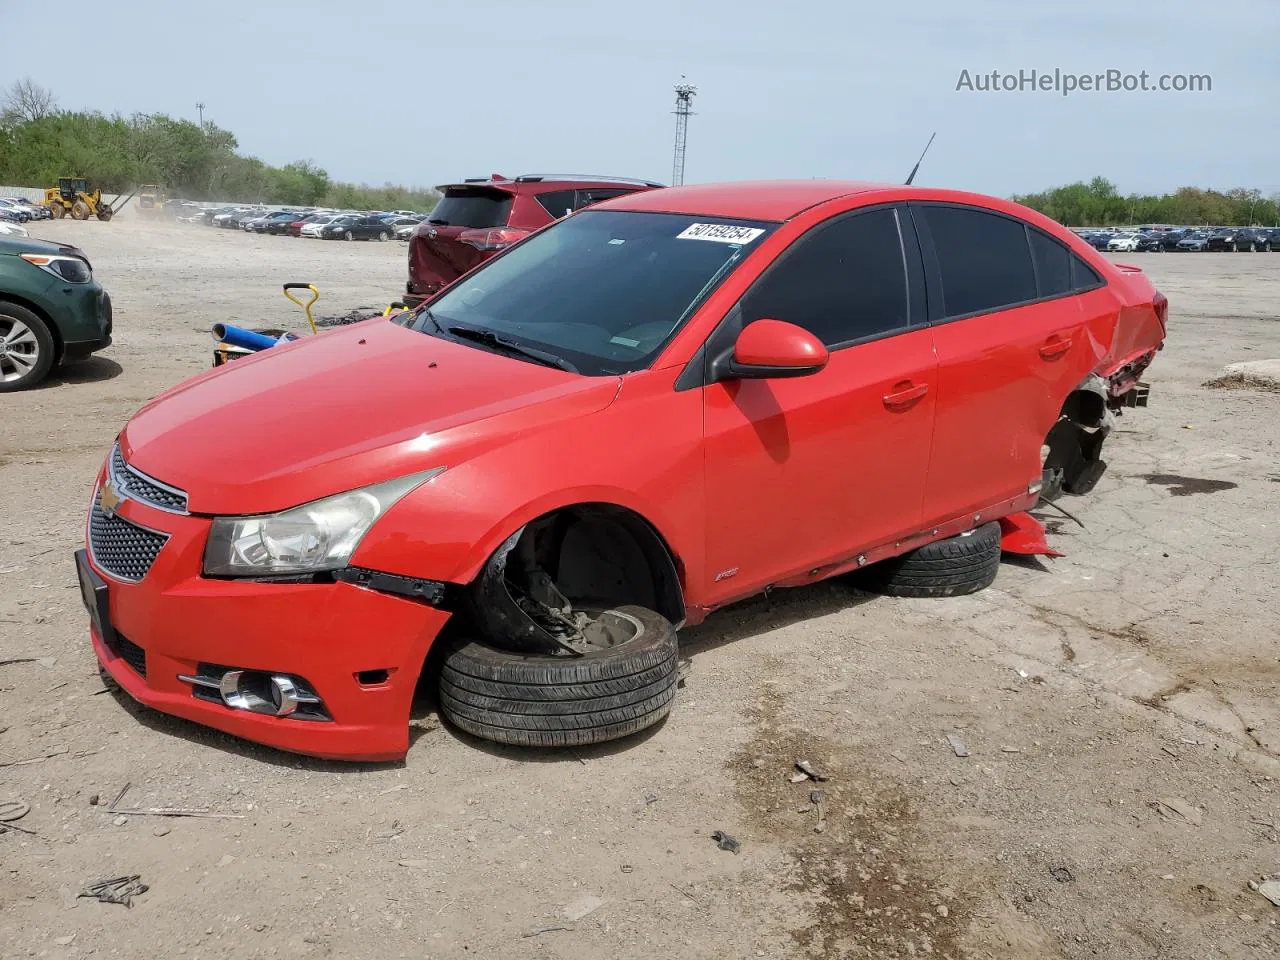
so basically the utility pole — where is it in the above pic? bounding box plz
[196,102,206,128]
[671,81,696,186]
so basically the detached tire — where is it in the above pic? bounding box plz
[440,605,678,748]
[863,521,1001,598]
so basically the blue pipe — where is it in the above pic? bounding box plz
[211,323,285,352]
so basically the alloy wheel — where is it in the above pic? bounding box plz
[0,316,40,383]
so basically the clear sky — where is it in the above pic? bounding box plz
[1,0,1273,196]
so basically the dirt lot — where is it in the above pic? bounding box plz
[2,219,1278,959]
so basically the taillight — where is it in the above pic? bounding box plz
[457,227,530,251]
[1152,291,1168,329]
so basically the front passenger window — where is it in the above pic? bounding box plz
[739,208,909,347]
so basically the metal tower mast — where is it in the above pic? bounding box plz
[671,82,697,186]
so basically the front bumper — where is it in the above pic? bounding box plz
[81,479,451,761]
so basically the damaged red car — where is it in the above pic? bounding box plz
[77,181,1166,761]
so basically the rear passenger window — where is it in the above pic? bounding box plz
[740,207,909,347]
[1029,228,1071,297]
[1071,254,1102,291]
[921,205,1037,317]
[535,190,578,218]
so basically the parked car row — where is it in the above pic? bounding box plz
[195,205,427,241]
[0,197,53,222]
[1078,225,1280,253]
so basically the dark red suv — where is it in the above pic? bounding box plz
[403,174,662,305]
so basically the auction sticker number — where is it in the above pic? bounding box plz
[676,223,765,244]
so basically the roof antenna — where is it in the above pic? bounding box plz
[904,132,936,186]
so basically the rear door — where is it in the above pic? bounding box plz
[700,204,938,602]
[911,203,1103,524]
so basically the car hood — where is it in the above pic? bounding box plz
[121,319,620,515]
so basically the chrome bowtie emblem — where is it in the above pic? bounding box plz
[99,478,123,517]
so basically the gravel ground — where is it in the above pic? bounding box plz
[2,219,1278,960]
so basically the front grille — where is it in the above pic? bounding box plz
[88,496,168,582]
[110,445,188,513]
[109,634,147,678]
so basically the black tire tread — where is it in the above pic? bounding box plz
[438,605,678,748]
[864,521,1001,598]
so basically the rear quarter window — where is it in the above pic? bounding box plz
[534,190,578,219]
[1029,228,1072,298]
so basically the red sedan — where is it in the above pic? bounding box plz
[77,180,1166,761]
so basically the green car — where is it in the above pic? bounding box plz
[0,235,112,391]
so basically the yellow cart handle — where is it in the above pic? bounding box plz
[282,283,320,334]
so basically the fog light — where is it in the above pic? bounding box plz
[180,667,323,718]
[217,670,302,716]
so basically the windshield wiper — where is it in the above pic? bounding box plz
[418,307,444,334]
[446,324,578,373]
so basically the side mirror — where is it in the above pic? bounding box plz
[721,319,828,380]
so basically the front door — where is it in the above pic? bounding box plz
[700,205,938,604]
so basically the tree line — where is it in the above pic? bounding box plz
[0,80,440,212]
[1012,176,1280,227]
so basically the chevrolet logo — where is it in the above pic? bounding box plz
[99,478,124,517]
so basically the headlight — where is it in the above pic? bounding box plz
[20,253,92,283]
[203,468,443,577]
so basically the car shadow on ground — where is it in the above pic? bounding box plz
[38,356,123,388]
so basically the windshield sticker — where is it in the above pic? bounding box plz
[676,223,765,244]
[610,336,641,348]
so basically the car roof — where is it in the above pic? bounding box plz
[598,180,1090,227]
[598,180,894,220]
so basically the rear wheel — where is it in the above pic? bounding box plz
[71,200,91,220]
[378,231,389,241]
[860,522,1001,599]
[97,206,113,222]
[439,605,679,748]
[50,204,67,219]
[0,302,55,392]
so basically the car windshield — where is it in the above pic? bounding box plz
[412,210,777,376]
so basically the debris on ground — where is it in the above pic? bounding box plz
[790,759,829,783]
[0,800,30,822]
[103,781,243,819]
[810,790,826,834]
[78,875,148,908]
[0,745,69,768]
[677,657,692,688]
[1151,797,1203,826]
[522,925,574,939]
[1050,865,1075,883]
[560,895,605,922]
[643,792,659,805]
[1253,878,1280,908]
[315,308,380,329]
[945,734,970,758]
[711,830,741,854]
